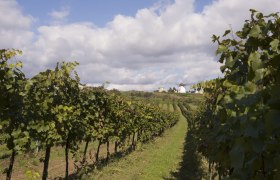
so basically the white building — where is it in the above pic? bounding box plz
[178,86,186,93]
[158,87,166,93]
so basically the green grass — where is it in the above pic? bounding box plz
[161,103,168,111]
[87,104,188,180]
[168,103,174,112]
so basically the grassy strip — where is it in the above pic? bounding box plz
[87,104,187,180]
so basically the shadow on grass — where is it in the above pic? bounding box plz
[164,129,206,180]
[54,130,176,179]
[56,133,168,179]
[64,146,138,180]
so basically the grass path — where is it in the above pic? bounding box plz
[89,106,188,180]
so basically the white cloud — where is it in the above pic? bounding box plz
[0,0,33,48]
[49,7,70,24]
[1,0,280,91]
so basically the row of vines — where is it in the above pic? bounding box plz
[191,10,280,179]
[0,49,180,180]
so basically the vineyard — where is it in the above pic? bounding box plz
[0,50,181,180]
[1,9,280,180]
[191,10,280,179]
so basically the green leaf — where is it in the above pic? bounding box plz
[249,25,261,38]
[256,12,263,19]
[222,80,233,88]
[248,51,262,71]
[225,55,236,68]
[223,30,231,37]
[236,31,243,38]
[216,45,227,54]
[226,109,236,118]
[245,81,257,93]
[270,39,279,52]
[223,94,233,104]
[211,34,219,42]
[253,68,266,82]
[16,61,23,68]
[5,84,12,89]
[220,65,226,73]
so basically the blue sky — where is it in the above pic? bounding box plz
[18,0,213,27]
[1,0,279,91]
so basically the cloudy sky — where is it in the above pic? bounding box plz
[1,0,279,91]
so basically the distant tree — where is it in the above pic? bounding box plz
[167,87,178,93]
[168,87,173,93]
[110,88,121,95]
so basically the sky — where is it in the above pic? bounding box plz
[1,0,279,91]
